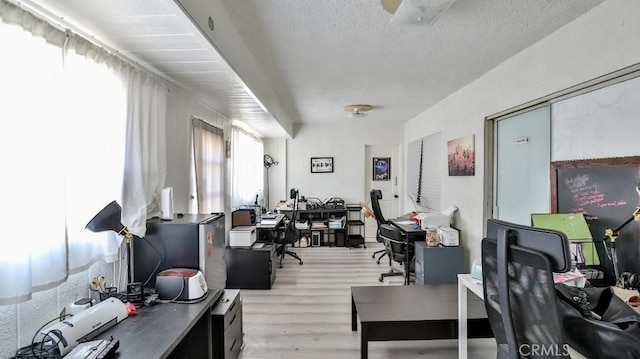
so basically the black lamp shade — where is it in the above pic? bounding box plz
[85,200,125,234]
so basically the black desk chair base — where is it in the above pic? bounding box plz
[277,246,303,268]
[372,249,387,263]
[378,268,403,282]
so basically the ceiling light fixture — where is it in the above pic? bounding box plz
[381,0,457,25]
[344,104,373,118]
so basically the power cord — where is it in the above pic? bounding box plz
[12,312,71,359]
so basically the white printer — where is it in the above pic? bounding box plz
[417,212,450,230]
[229,225,257,247]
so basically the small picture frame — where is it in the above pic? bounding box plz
[373,157,391,181]
[310,157,334,173]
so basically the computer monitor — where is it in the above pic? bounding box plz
[531,213,599,266]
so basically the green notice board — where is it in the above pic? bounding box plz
[531,213,599,265]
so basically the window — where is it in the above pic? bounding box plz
[192,118,225,213]
[0,16,126,303]
[0,2,168,305]
[231,126,264,208]
[407,132,441,211]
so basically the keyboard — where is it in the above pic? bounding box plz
[65,337,119,359]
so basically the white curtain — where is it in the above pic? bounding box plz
[231,126,264,208]
[192,118,225,213]
[62,34,129,270]
[121,71,168,237]
[0,1,167,304]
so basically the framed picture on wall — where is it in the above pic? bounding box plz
[447,134,475,176]
[373,157,391,181]
[310,157,334,173]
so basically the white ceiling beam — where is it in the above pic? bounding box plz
[174,0,295,138]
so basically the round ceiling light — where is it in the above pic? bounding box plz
[344,104,373,118]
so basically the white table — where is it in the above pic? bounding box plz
[457,273,586,359]
[457,274,483,359]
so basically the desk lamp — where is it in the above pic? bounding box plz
[603,206,640,288]
[86,201,133,283]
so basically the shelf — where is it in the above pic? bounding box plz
[347,234,365,247]
[345,204,365,248]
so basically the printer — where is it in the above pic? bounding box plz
[229,225,257,247]
[417,212,450,230]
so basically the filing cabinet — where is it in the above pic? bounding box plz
[414,242,464,284]
[225,244,276,289]
[211,289,243,359]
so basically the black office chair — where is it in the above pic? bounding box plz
[482,219,571,359]
[273,189,304,268]
[370,189,388,264]
[377,223,411,282]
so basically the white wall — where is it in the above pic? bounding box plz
[263,138,287,210]
[165,88,230,214]
[403,0,640,268]
[287,119,403,206]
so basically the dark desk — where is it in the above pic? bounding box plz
[255,213,286,230]
[388,218,425,285]
[100,290,223,358]
[255,213,286,243]
[351,285,491,359]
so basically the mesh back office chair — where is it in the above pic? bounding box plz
[377,223,410,282]
[370,189,388,264]
[273,191,303,268]
[482,219,571,359]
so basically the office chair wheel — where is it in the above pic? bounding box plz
[378,275,383,282]
[299,261,304,265]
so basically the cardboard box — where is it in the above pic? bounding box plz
[437,227,459,246]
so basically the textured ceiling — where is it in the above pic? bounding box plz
[218,0,605,126]
[22,0,605,138]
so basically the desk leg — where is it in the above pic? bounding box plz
[405,250,409,285]
[351,295,357,331]
[361,324,368,359]
[458,276,468,359]
[405,236,410,285]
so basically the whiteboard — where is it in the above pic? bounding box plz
[552,75,640,161]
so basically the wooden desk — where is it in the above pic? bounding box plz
[100,289,223,358]
[351,285,491,359]
[388,218,425,284]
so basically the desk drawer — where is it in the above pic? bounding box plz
[224,304,243,359]
[212,290,243,359]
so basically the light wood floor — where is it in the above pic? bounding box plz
[237,242,496,359]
